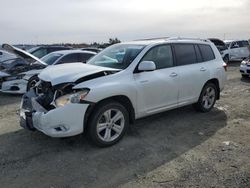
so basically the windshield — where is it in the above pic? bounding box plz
[27,47,40,53]
[87,44,145,69]
[40,53,63,65]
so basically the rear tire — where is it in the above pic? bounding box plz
[193,83,218,113]
[87,100,129,147]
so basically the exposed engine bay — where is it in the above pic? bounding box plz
[34,70,118,110]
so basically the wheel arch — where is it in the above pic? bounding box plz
[26,74,39,91]
[203,78,220,100]
[84,95,136,132]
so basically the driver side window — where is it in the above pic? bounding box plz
[141,45,174,69]
[231,42,239,49]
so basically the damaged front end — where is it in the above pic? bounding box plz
[20,80,91,137]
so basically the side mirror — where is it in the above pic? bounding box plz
[138,61,156,72]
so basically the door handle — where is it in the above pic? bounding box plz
[170,72,178,77]
[200,67,207,71]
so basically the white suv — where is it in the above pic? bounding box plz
[224,40,250,61]
[20,38,227,147]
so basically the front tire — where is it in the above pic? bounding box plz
[87,101,129,147]
[193,83,218,113]
[27,76,39,91]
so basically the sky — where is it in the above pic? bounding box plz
[0,0,249,44]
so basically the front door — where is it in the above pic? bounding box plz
[134,44,179,115]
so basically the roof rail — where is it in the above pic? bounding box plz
[167,37,209,42]
[134,37,169,41]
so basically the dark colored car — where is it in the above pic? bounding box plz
[28,46,72,59]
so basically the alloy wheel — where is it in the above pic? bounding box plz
[202,87,216,109]
[96,109,125,142]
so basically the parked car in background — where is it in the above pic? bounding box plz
[224,40,250,61]
[19,38,227,147]
[0,44,96,94]
[240,57,250,78]
[27,46,72,59]
[0,50,16,62]
[81,47,102,53]
[209,38,229,62]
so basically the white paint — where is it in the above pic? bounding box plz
[31,38,227,137]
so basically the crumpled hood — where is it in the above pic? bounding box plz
[2,44,46,65]
[0,71,10,78]
[0,62,45,76]
[38,63,120,86]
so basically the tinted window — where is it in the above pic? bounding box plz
[141,45,173,69]
[231,42,239,49]
[79,53,94,63]
[238,40,249,47]
[194,45,203,63]
[41,53,63,65]
[58,53,79,64]
[199,44,215,62]
[174,44,196,66]
[32,48,48,58]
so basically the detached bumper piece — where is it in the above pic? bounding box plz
[19,89,39,131]
[19,89,89,137]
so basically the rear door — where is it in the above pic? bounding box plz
[173,43,211,105]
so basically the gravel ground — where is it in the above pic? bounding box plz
[0,63,249,188]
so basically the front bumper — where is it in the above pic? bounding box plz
[20,90,89,137]
[240,65,250,75]
[0,79,27,94]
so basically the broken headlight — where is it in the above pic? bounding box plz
[55,90,89,107]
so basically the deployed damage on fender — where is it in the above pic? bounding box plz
[20,62,120,136]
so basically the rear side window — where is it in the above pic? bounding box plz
[141,45,174,69]
[174,44,196,66]
[79,53,94,63]
[57,53,79,64]
[238,41,249,47]
[32,48,48,58]
[199,44,215,62]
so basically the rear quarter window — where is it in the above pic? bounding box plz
[199,44,215,62]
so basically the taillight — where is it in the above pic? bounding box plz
[223,62,227,71]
